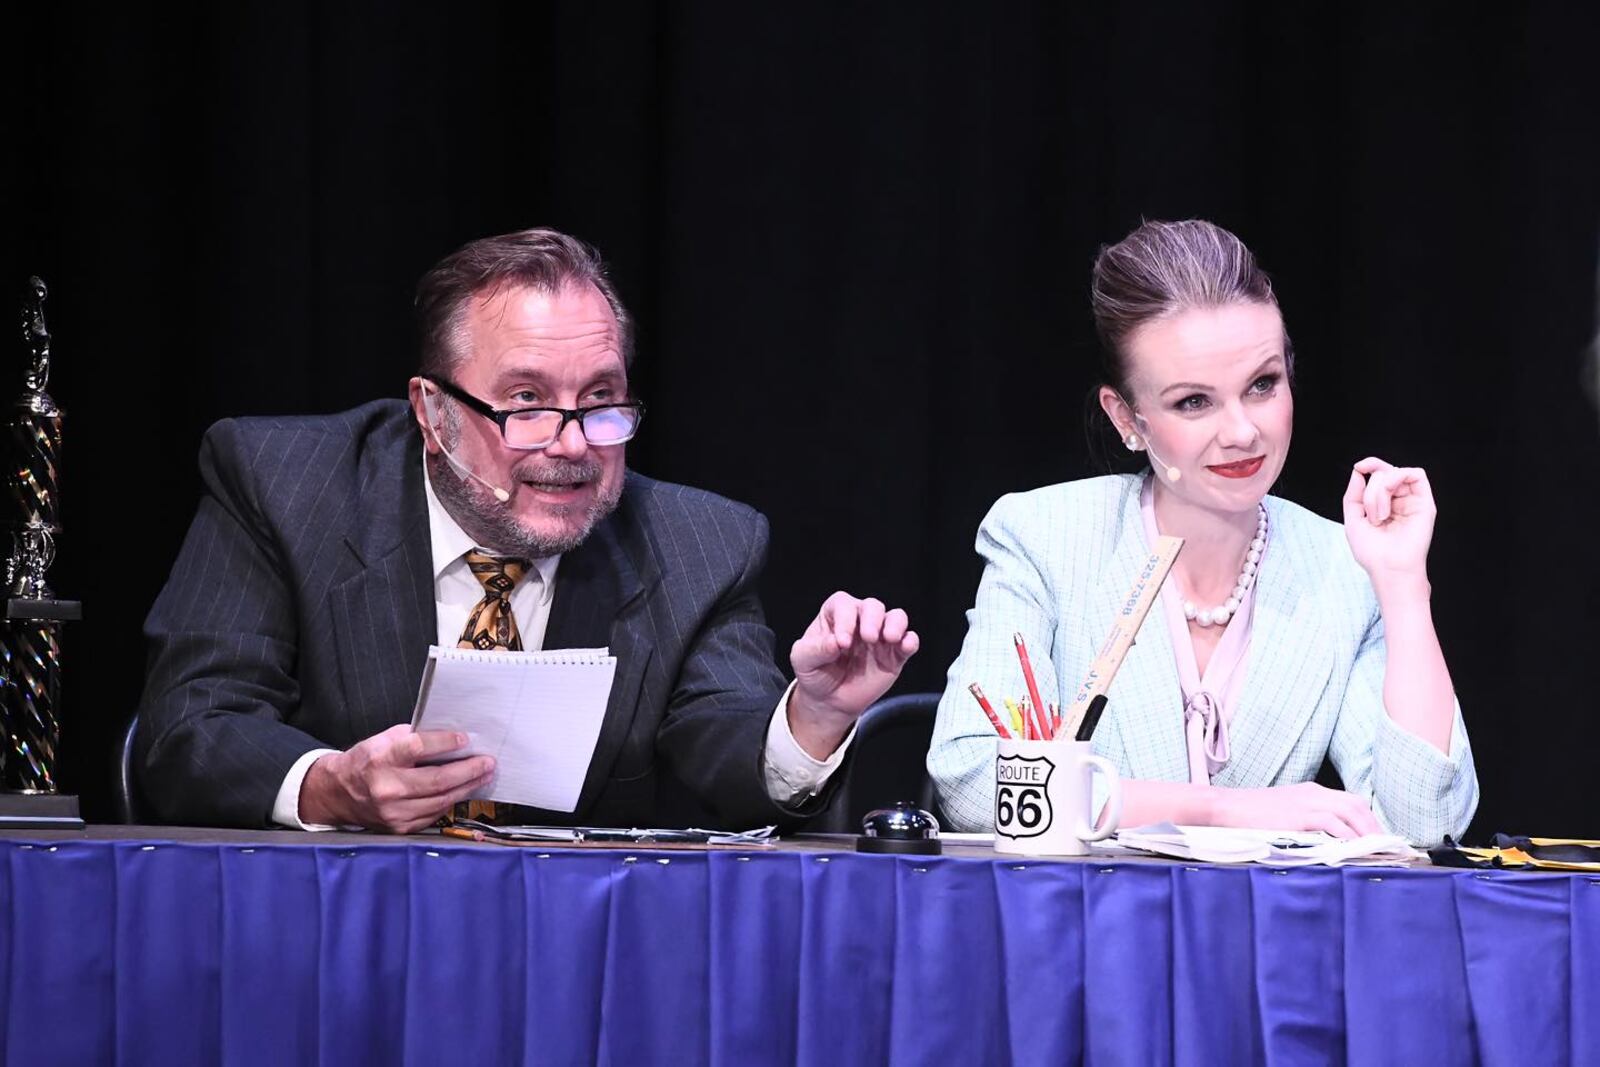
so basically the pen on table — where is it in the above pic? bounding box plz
[968,683,1012,738]
[1013,633,1049,737]
[1074,693,1109,742]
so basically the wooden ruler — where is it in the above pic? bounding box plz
[1059,535,1184,738]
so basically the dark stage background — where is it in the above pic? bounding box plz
[9,4,1599,837]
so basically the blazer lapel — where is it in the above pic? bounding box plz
[328,430,437,740]
[1080,479,1189,784]
[544,511,656,814]
[1209,499,1333,789]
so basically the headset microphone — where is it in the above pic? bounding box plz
[422,386,513,503]
[1144,443,1182,483]
[1131,416,1181,482]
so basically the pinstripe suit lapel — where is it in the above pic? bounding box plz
[1210,500,1332,788]
[546,500,658,814]
[329,430,437,740]
[1083,480,1189,784]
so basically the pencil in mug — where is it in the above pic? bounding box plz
[1018,697,1035,740]
[1012,633,1049,735]
[1020,695,1049,741]
[1002,697,1024,738]
[968,683,1011,738]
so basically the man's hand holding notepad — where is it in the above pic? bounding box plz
[409,645,617,813]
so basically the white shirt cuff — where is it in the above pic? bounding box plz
[762,681,855,804]
[273,748,342,830]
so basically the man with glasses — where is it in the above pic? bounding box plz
[135,228,917,832]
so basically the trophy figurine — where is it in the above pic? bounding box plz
[0,278,84,828]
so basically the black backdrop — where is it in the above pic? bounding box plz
[9,4,1599,836]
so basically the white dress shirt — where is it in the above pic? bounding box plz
[272,462,850,828]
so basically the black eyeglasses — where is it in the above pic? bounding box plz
[422,375,645,450]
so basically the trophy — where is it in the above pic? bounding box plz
[0,278,84,828]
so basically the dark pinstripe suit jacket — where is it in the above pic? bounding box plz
[135,399,826,830]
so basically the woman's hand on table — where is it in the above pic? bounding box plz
[1212,782,1383,840]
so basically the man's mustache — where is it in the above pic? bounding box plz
[511,458,604,485]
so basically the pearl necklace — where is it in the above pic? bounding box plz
[1181,505,1268,628]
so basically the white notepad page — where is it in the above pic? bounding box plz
[409,645,617,813]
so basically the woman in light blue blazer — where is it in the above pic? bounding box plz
[929,220,1477,847]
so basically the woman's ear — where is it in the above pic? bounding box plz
[1098,386,1138,447]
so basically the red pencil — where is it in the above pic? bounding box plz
[1019,696,1044,741]
[968,683,1012,739]
[1013,633,1049,738]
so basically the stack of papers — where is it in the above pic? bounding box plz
[1111,823,1422,866]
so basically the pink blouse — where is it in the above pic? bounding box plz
[1139,478,1261,785]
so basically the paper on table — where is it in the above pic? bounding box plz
[1263,833,1423,867]
[1112,822,1421,866]
[1112,823,1271,863]
[451,820,777,847]
[410,645,616,813]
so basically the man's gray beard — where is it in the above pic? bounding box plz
[426,450,622,559]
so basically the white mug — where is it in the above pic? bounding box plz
[993,738,1123,856]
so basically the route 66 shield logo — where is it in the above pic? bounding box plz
[995,754,1055,839]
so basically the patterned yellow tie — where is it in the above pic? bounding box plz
[457,552,529,652]
[451,552,529,824]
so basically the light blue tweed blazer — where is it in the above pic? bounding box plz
[928,474,1478,846]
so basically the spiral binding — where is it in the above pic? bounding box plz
[428,645,613,665]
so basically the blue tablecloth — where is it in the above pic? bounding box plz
[1,838,1596,1066]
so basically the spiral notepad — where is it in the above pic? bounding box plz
[409,645,617,813]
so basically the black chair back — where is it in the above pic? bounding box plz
[114,713,146,824]
[804,691,942,833]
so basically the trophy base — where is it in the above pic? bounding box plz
[5,598,82,621]
[0,790,84,830]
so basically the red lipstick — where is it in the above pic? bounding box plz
[1207,456,1264,479]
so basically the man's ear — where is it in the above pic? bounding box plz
[408,377,443,455]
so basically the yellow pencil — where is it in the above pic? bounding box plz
[1003,697,1024,738]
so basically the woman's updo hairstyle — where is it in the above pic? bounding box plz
[1090,219,1292,401]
